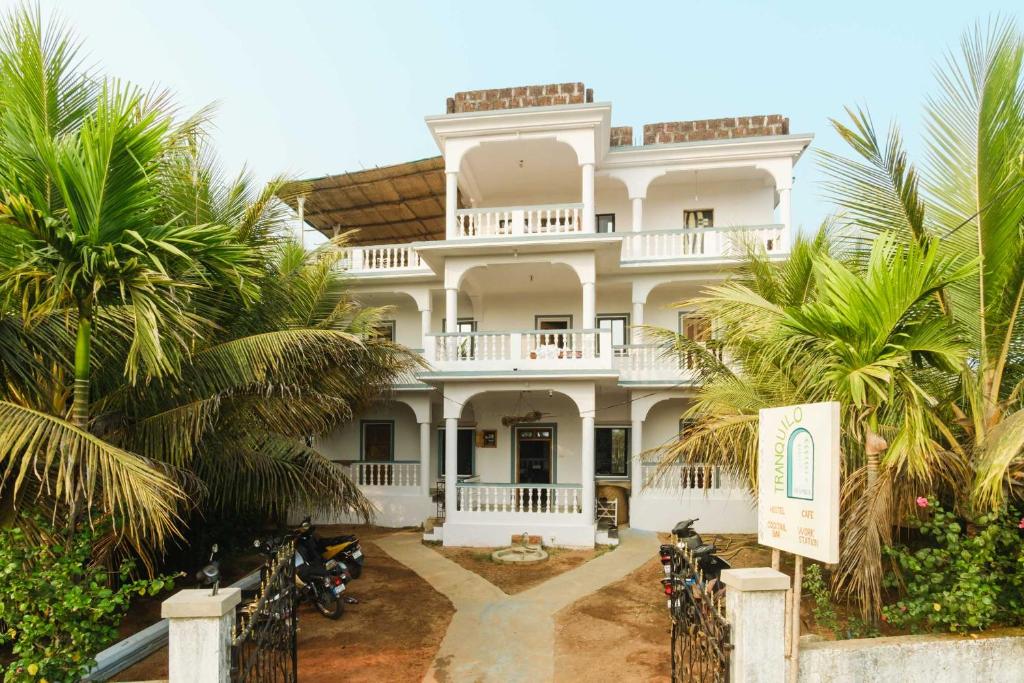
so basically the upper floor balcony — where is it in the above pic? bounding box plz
[424,328,614,376]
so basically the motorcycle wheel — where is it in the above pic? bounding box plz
[313,587,344,619]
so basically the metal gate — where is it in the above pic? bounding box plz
[663,545,731,682]
[232,541,298,682]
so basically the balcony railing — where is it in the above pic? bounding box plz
[456,482,583,515]
[347,460,421,488]
[613,344,696,383]
[426,329,613,372]
[621,225,786,262]
[341,244,431,274]
[640,462,727,494]
[453,203,584,239]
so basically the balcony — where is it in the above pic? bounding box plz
[613,344,697,384]
[455,482,583,518]
[453,203,584,239]
[425,329,614,374]
[341,244,433,275]
[346,460,422,488]
[620,224,786,263]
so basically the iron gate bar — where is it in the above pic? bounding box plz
[666,545,732,682]
[231,541,298,683]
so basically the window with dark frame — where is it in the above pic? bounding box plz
[596,426,629,477]
[596,213,616,233]
[361,421,393,462]
[373,320,396,342]
[597,314,630,356]
[683,209,714,228]
[679,312,716,369]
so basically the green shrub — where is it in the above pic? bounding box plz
[882,498,1024,634]
[0,523,173,682]
[804,563,839,634]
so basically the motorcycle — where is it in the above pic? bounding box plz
[658,518,731,612]
[254,532,348,620]
[296,517,365,579]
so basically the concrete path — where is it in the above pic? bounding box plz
[376,528,655,682]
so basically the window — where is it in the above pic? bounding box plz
[679,312,715,369]
[373,320,396,342]
[438,428,474,476]
[596,427,630,477]
[597,314,630,355]
[361,421,393,462]
[596,213,616,233]
[684,209,714,228]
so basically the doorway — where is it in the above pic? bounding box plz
[516,426,554,484]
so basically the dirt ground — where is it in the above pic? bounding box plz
[112,526,453,683]
[426,542,614,595]
[553,533,767,682]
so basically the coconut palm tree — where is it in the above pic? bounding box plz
[819,20,1024,509]
[650,229,970,616]
[0,6,258,545]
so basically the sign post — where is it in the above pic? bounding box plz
[758,401,840,683]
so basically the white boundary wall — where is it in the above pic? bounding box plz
[441,520,596,548]
[796,630,1024,683]
[630,494,756,533]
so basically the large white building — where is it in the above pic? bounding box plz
[290,83,812,547]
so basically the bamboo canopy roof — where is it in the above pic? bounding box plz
[280,156,454,245]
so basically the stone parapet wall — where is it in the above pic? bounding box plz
[446,83,593,113]
[643,115,790,144]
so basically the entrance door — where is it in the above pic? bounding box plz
[516,426,553,484]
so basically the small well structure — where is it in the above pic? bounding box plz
[491,533,548,564]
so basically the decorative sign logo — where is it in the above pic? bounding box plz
[758,402,840,564]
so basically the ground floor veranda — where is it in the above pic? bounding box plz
[303,381,755,547]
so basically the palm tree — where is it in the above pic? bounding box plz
[819,20,1024,510]
[650,229,969,616]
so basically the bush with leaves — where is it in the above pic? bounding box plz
[882,499,1024,633]
[0,523,173,682]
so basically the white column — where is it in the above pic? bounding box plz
[581,281,595,330]
[631,417,643,495]
[581,162,595,233]
[419,421,431,495]
[162,588,241,683]
[581,415,595,522]
[632,300,644,343]
[420,308,432,346]
[296,195,306,248]
[778,185,792,247]
[444,417,458,517]
[721,568,790,683]
[631,195,643,232]
[445,288,457,333]
[445,171,458,239]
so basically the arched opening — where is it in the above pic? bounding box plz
[459,138,581,207]
[595,175,631,232]
[353,291,423,347]
[459,261,583,333]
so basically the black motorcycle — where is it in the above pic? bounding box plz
[255,533,348,620]
[659,518,731,586]
[296,517,365,579]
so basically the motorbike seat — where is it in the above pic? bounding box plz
[693,544,717,557]
[318,534,358,547]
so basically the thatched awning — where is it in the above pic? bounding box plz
[281,156,455,245]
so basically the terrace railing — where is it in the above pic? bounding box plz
[453,203,584,239]
[621,225,786,262]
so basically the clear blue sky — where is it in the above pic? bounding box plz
[22,0,1023,232]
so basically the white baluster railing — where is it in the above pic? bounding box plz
[614,344,696,382]
[521,329,599,361]
[639,462,727,494]
[454,203,586,239]
[621,225,786,262]
[455,483,584,514]
[350,461,420,488]
[343,244,428,274]
[432,331,512,363]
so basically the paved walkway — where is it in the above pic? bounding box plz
[376,528,655,682]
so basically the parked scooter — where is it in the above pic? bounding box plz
[296,517,365,579]
[659,518,731,585]
[254,532,349,619]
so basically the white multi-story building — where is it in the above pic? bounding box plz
[291,83,812,547]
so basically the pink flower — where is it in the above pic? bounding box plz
[916,497,929,508]
[1018,517,1024,529]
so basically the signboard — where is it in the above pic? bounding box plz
[757,401,840,564]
